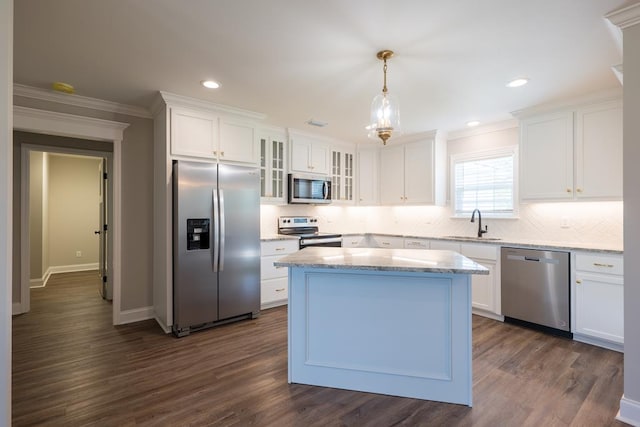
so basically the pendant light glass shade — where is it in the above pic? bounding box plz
[369,50,401,145]
[369,91,401,144]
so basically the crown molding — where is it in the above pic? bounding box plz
[13,106,129,142]
[511,88,623,119]
[447,119,518,141]
[606,2,640,29]
[13,84,152,119]
[154,91,266,121]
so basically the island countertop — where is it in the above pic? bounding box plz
[274,247,489,275]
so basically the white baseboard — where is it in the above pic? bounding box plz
[47,263,99,275]
[118,306,155,325]
[573,333,624,353]
[472,308,504,322]
[154,315,172,334]
[29,278,44,288]
[12,302,24,315]
[618,395,640,426]
[30,264,98,289]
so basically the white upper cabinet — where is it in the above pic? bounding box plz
[380,144,405,204]
[289,132,331,175]
[379,132,446,205]
[520,111,574,201]
[357,147,379,205]
[219,117,259,165]
[575,101,623,199]
[170,106,218,159]
[259,127,287,202]
[519,99,622,202]
[167,99,262,166]
[331,147,355,203]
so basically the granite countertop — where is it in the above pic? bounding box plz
[274,247,490,274]
[341,233,623,254]
[260,234,299,242]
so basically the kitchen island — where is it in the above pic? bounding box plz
[274,247,489,406]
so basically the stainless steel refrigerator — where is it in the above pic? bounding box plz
[172,160,260,337]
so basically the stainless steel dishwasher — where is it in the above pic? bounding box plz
[501,247,571,337]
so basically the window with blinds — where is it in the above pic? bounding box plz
[452,148,517,217]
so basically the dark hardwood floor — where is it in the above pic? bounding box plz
[13,271,625,426]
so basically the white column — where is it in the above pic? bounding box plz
[607,3,640,426]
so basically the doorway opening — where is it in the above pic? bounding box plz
[25,150,112,302]
[12,106,128,325]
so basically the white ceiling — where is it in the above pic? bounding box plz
[13,1,627,143]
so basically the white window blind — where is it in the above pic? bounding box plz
[453,150,515,216]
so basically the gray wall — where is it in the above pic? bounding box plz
[29,151,43,281]
[12,98,154,312]
[623,21,640,412]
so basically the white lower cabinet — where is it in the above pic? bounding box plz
[428,240,501,318]
[404,238,430,249]
[574,252,624,349]
[342,235,366,248]
[260,240,298,309]
[370,235,405,249]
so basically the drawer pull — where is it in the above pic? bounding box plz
[382,242,390,245]
[275,266,284,269]
[275,288,285,292]
[593,262,614,268]
[275,248,286,251]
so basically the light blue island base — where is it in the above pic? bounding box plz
[286,266,474,406]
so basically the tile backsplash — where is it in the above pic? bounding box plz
[261,201,623,248]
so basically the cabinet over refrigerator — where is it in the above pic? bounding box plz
[172,160,261,337]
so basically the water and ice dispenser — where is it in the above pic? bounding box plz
[187,218,210,250]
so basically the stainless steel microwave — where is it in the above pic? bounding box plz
[288,173,332,204]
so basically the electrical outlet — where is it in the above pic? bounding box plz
[76,251,82,258]
[560,217,570,229]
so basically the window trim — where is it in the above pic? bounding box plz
[450,146,519,219]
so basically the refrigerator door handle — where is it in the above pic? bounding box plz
[218,189,226,271]
[212,189,220,272]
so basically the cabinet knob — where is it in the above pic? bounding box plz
[566,188,572,193]
[213,150,218,156]
[576,279,582,284]
[220,151,225,157]
[576,188,582,193]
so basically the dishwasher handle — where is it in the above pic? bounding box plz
[507,254,560,265]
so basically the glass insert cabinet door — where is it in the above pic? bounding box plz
[260,135,286,199]
[331,150,354,202]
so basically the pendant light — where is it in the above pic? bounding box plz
[369,50,401,145]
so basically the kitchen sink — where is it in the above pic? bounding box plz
[445,235,502,241]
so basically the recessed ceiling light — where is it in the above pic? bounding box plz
[506,77,529,88]
[201,80,220,89]
[466,120,480,127]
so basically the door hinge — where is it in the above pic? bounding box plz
[102,275,107,283]
[103,172,108,179]
[103,224,108,231]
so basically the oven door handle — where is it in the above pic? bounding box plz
[300,237,343,246]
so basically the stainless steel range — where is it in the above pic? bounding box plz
[278,216,342,248]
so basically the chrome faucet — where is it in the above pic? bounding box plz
[470,209,488,238]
